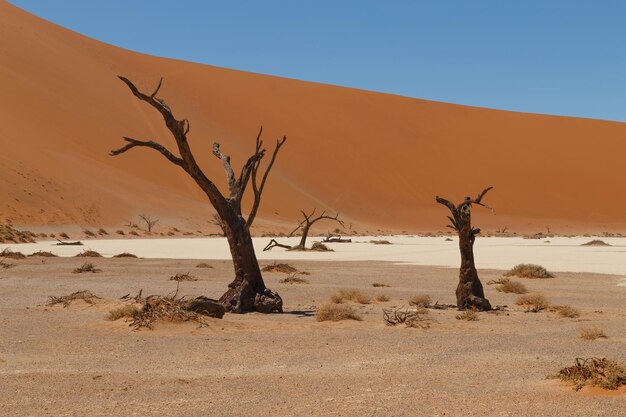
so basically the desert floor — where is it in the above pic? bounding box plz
[0,252,624,416]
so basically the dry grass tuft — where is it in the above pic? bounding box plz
[550,357,625,391]
[581,239,611,247]
[375,294,390,302]
[455,310,479,321]
[106,304,141,321]
[331,288,371,304]
[372,282,390,287]
[75,250,102,258]
[29,251,58,257]
[516,293,549,311]
[408,294,432,307]
[579,326,607,340]
[73,262,102,274]
[316,303,362,322]
[195,262,213,269]
[169,273,198,282]
[130,295,206,329]
[495,278,528,294]
[550,305,581,318]
[1,248,26,260]
[98,228,108,235]
[279,273,309,284]
[310,242,333,251]
[383,307,432,328]
[116,230,125,235]
[84,229,96,237]
[262,262,298,273]
[59,232,70,239]
[47,290,101,307]
[504,264,554,279]
[370,240,392,245]
[113,252,138,258]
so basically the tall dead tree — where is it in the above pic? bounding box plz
[111,76,286,313]
[436,187,493,311]
[138,214,159,232]
[264,209,343,251]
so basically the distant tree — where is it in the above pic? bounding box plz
[264,209,343,251]
[138,214,159,232]
[436,187,493,311]
[111,76,286,313]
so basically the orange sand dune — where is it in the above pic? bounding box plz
[1,1,625,234]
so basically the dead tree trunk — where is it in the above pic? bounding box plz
[435,187,493,311]
[111,76,286,313]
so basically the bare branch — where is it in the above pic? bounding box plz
[150,77,163,99]
[111,137,184,167]
[212,142,237,195]
[435,196,456,213]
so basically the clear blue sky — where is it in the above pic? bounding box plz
[9,0,626,122]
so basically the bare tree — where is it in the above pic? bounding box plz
[435,187,493,311]
[264,209,343,251]
[138,214,159,232]
[111,76,286,313]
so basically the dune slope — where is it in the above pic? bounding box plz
[1,1,625,234]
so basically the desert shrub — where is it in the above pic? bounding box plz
[29,251,58,257]
[113,252,138,258]
[370,240,391,245]
[129,230,140,236]
[316,304,362,322]
[504,264,554,279]
[47,290,101,307]
[383,307,431,328]
[115,230,125,235]
[408,294,431,307]
[84,229,96,237]
[372,282,390,287]
[170,273,198,282]
[331,288,371,304]
[1,248,26,260]
[579,326,607,340]
[73,262,102,274]
[310,242,333,251]
[262,262,297,273]
[59,232,70,239]
[551,305,581,318]
[375,294,390,302]
[581,239,611,246]
[550,357,625,391]
[516,293,549,311]
[279,273,309,284]
[195,262,213,268]
[167,231,175,236]
[106,304,141,321]
[495,278,528,294]
[98,228,108,235]
[456,310,479,321]
[130,295,215,329]
[75,250,102,258]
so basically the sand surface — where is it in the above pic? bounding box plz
[2,1,626,233]
[1,255,624,416]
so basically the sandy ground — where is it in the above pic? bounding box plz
[0,255,624,416]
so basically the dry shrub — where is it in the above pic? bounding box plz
[581,239,611,247]
[370,240,391,245]
[372,282,390,287]
[316,303,362,322]
[114,252,138,258]
[383,307,431,328]
[516,293,549,311]
[0,224,36,243]
[195,262,213,269]
[47,290,101,307]
[262,262,297,273]
[550,357,625,391]
[116,230,125,235]
[73,262,102,274]
[331,288,371,304]
[551,305,581,318]
[84,229,96,237]
[456,310,479,321]
[504,264,554,279]
[1,248,26,260]
[129,230,140,236]
[98,228,108,235]
[579,326,607,340]
[310,242,333,251]
[375,294,390,302]
[279,273,309,284]
[29,251,58,257]
[130,296,205,329]
[75,250,102,258]
[170,273,198,282]
[59,232,70,239]
[408,294,431,307]
[495,278,528,294]
[106,304,140,321]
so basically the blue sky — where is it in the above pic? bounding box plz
[9,0,626,122]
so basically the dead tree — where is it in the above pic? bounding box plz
[138,214,159,232]
[111,76,286,313]
[435,187,493,311]
[264,209,343,251]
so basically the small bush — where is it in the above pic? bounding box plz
[375,294,390,302]
[1,248,26,260]
[504,264,554,279]
[115,230,125,235]
[59,232,70,239]
[75,250,102,258]
[581,239,611,247]
[331,288,371,304]
[551,305,581,318]
[98,228,108,235]
[170,273,198,282]
[408,294,431,307]
[372,282,390,287]
[29,251,58,257]
[550,357,625,391]
[47,290,101,307]
[310,242,332,251]
[195,262,213,268]
[129,230,140,236]
[113,252,138,258]
[73,262,102,274]
[495,278,528,294]
[516,293,549,311]
[316,304,362,322]
[84,230,96,237]
[370,240,391,245]
[279,273,309,284]
[579,326,607,340]
[106,304,140,321]
[456,310,479,321]
[262,262,297,273]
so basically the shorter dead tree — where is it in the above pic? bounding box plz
[436,187,494,311]
[264,209,344,251]
[138,214,159,232]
